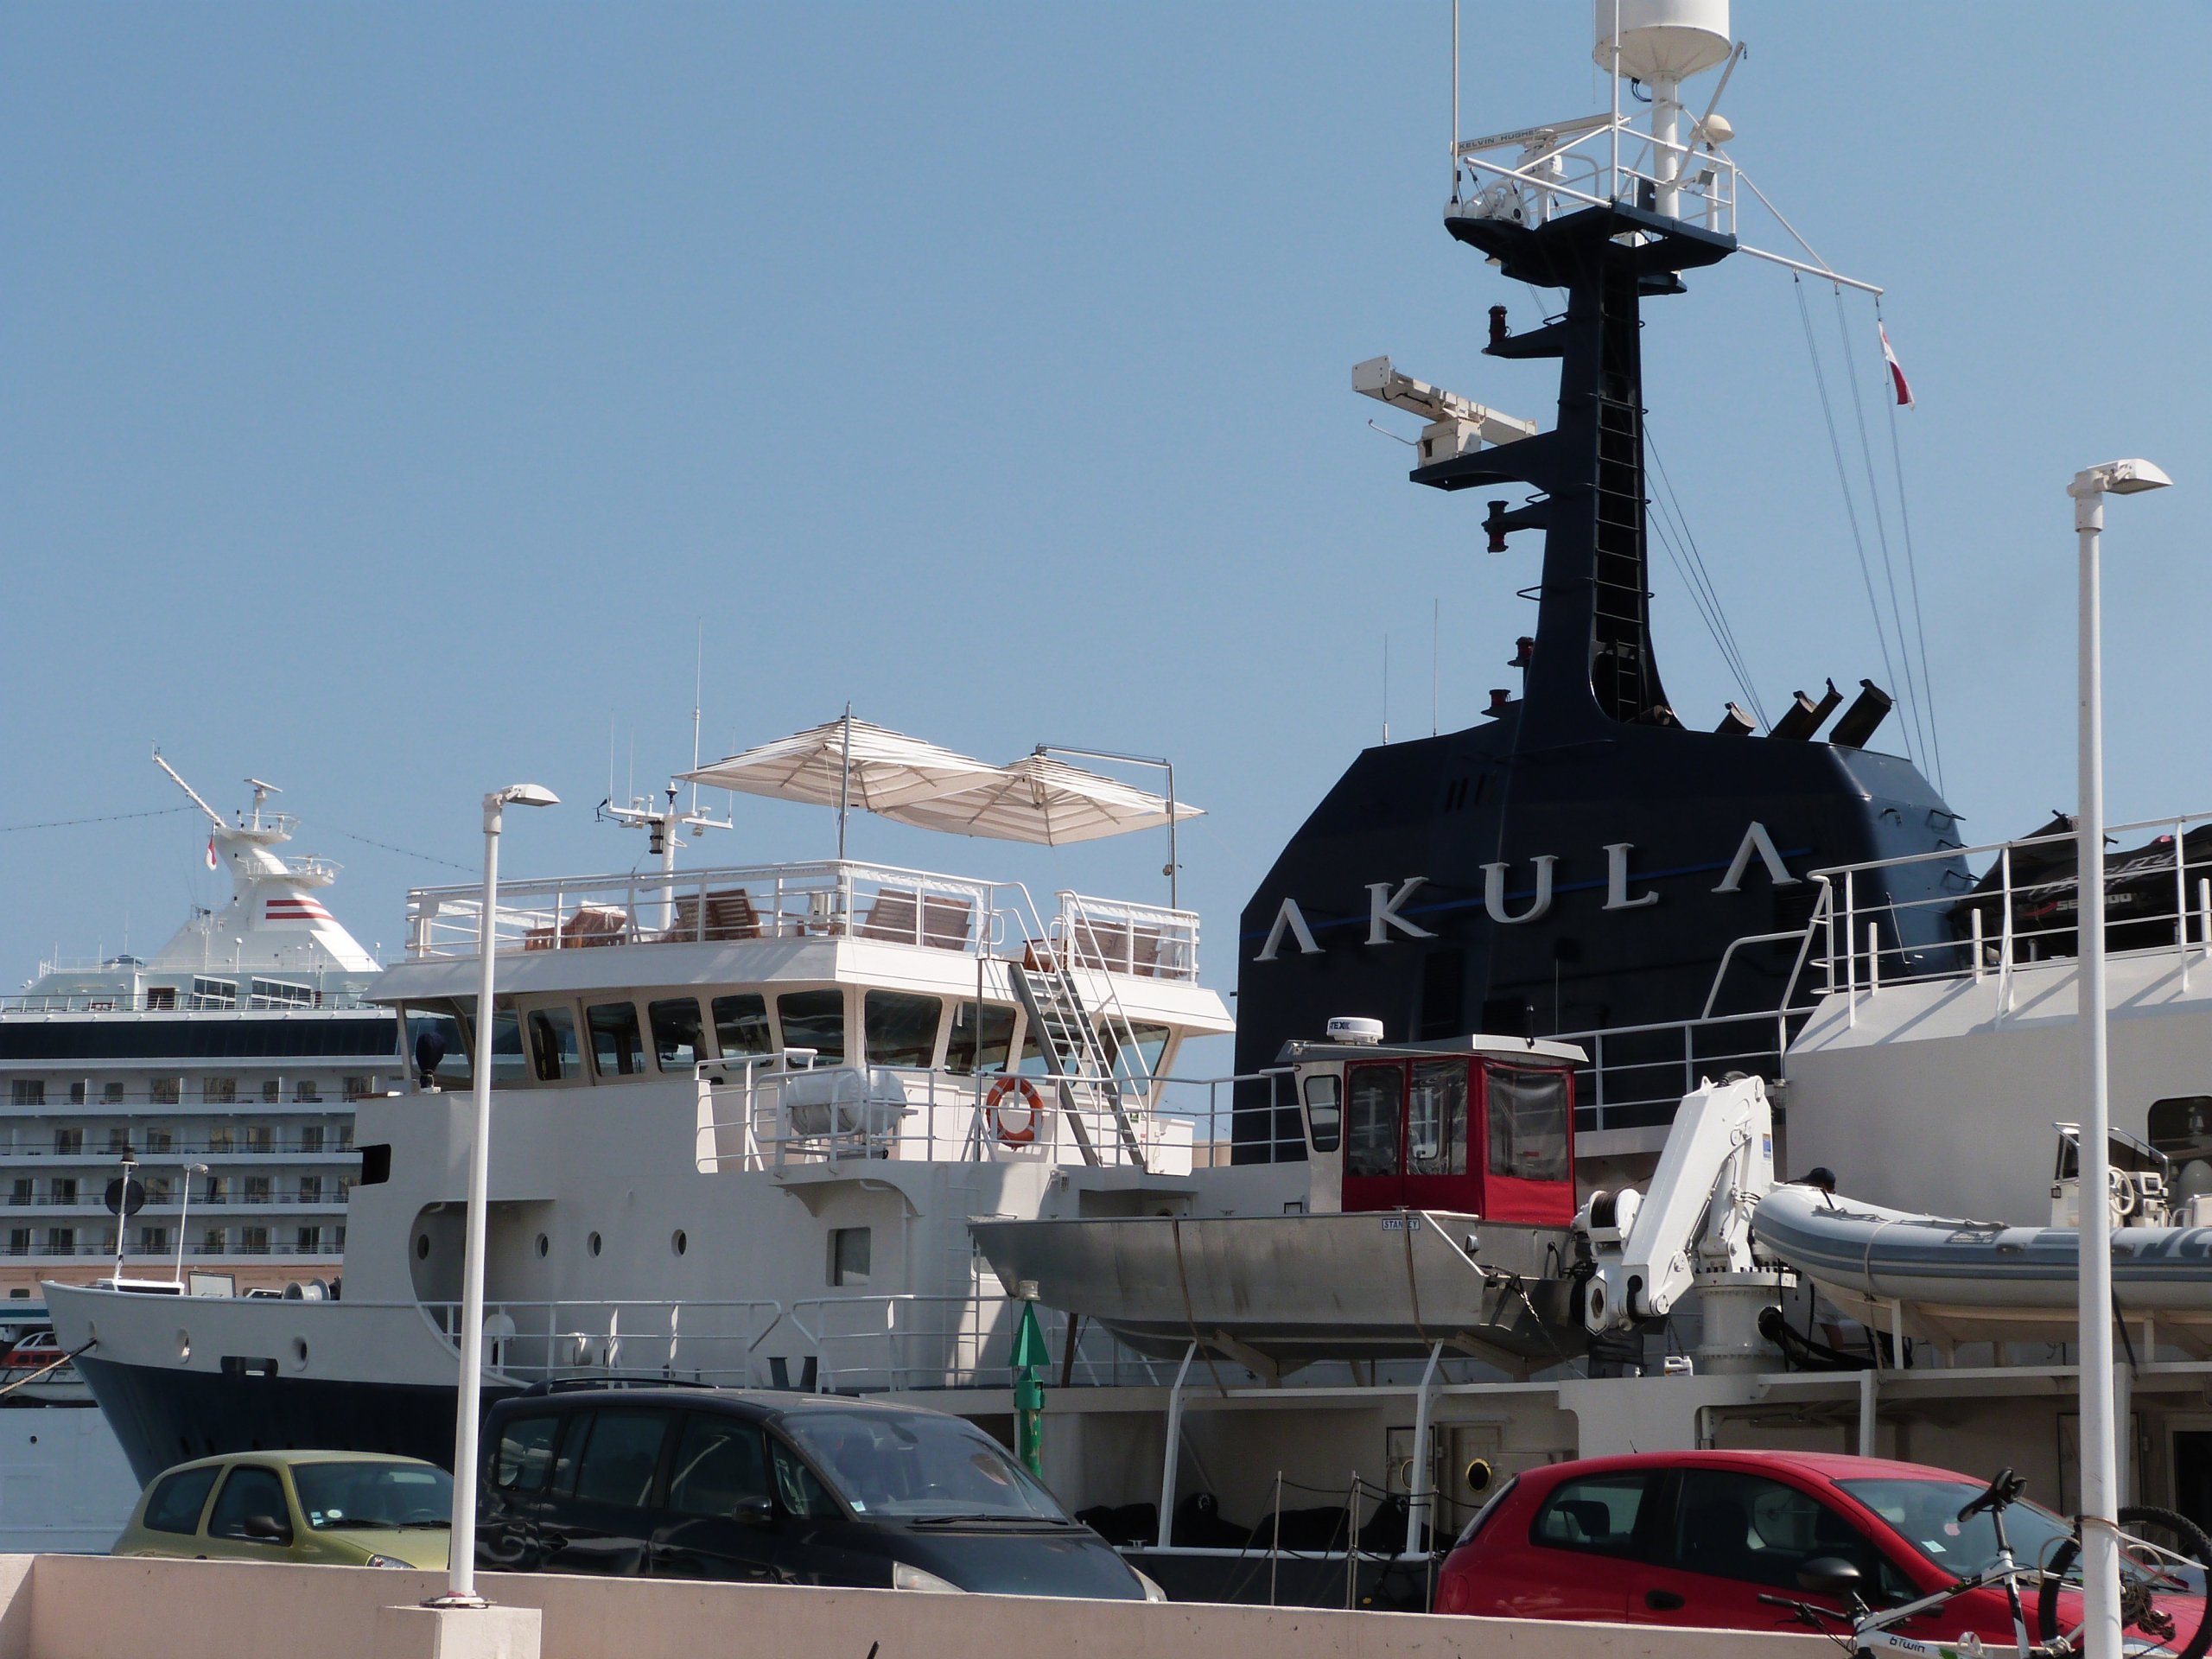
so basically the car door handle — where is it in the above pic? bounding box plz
[1644,1589,1686,1611]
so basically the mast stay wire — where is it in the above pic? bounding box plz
[1644,430,1770,731]
[1792,273,1913,766]
[1829,284,1935,778]
[1875,296,1947,798]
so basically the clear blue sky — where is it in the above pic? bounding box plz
[5,4,2207,1036]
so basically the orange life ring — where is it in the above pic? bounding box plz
[987,1076,1043,1144]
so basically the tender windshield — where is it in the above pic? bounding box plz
[1838,1478,2073,1580]
[291,1462,454,1532]
[779,1410,1069,1521]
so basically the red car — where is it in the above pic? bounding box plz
[1435,1450,2120,1642]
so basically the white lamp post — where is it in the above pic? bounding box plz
[434,782,558,1610]
[172,1163,209,1287]
[2068,457,2171,1659]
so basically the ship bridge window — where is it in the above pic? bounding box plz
[1103,1023,1173,1078]
[1302,1074,1342,1154]
[404,1010,470,1090]
[1486,1066,1570,1184]
[527,1007,581,1084]
[710,994,772,1059]
[863,992,942,1069]
[587,1002,648,1079]
[190,976,238,1010]
[945,1003,1015,1076]
[1408,1058,1468,1177]
[777,990,846,1065]
[1345,1063,1402,1179]
[649,999,706,1071]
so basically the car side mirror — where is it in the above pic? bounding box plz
[1796,1557,1862,1597]
[243,1514,292,1543]
[734,1496,775,1527]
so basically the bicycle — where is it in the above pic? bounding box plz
[1757,1468,2212,1659]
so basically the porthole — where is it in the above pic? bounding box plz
[291,1338,309,1372]
[177,1331,191,1363]
[414,1233,430,1261]
[671,1230,688,1256]
[535,1233,550,1259]
[588,1231,602,1257]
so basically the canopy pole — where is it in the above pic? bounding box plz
[836,702,853,860]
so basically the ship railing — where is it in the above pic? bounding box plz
[1455,113,1738,237]
[0,1141,356,1160]
[1552,1011,1801,1147]
[418,1297,785,1388]
[1803,810,2212,1014]
[694,1053,1189,1174]
[1047,892,1199,984]
[787,1292,1168,1393]
[404,859,1008,960]
[0,989,379,1014]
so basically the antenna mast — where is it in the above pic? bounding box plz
[150,747,226,832]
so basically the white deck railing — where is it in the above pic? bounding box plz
[403,860,1200,982]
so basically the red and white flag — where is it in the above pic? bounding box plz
[205,836,219,871]
[1878,322,1915,408]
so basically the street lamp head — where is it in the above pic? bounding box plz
[492,784,560,810]
[2070,458,2173,499]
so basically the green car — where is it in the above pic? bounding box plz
[111,1450,453,1569]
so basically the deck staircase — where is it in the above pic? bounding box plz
[1006,953,1154,1170]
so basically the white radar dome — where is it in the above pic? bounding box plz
[1593,0,1732,84]
[1325,1016,1385,1046]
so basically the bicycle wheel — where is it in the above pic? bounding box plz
[2037,1505,2212,1659]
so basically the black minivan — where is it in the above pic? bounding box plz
[477,1385,1163,1600]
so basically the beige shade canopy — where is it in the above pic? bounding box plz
[878,753,1201,847]
[679,715,1004,812]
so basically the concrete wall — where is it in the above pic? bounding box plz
[12,1554,1827,1659]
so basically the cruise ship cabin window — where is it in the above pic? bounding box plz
[67,1082,85,1105]
[105,1129,129,1154]
[208,1128,234,1154]
[296,1226,321,1252]
[344,1076,374,1101]
[240,1225,269,1254]
[139,1225,168,1254]
[202,1226,226,1252]
[49,1179,75,1205]
[247,1127,271,1154]
[776,990,846,1065]
[151,1078,180,1105]
[709,995,772,1058]
[245,1176,270,1205]
[9,1180,29,1207]
[144,1128,172,1153]
[203,1176,228,1203]
[47,1228,73,1255]
[527,1007,582,1084]
[53,1129,80,1155]
[261,1081,281,1103]
[300,1176,321,1204]
[10,1082,41,1106]
[102,1084,124,1104]
[863,992,941,1069]
[5,1230,25,1255]
[648,999,705,1071]
[203,1077,236,1104]
[299,1127,323,1153]
[143,1177,171,1205]
[587,1002,648,1079]
[830,1225,871,1287]
[296,1081,321,1103]
[944,1002,1015,1076]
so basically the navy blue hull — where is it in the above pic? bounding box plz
[79,1354,505,1486]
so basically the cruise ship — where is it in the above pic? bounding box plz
[0,756,400,1301]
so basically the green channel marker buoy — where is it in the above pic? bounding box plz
[1011,1285,1051,1478]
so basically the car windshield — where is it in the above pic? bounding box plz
[779,1410,1070,1521]
[1837,1478,2075,1580]
[290,1462,454,1531]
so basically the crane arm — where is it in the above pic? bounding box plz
[1577,1073,1776,1333]
[151,747,226,832]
